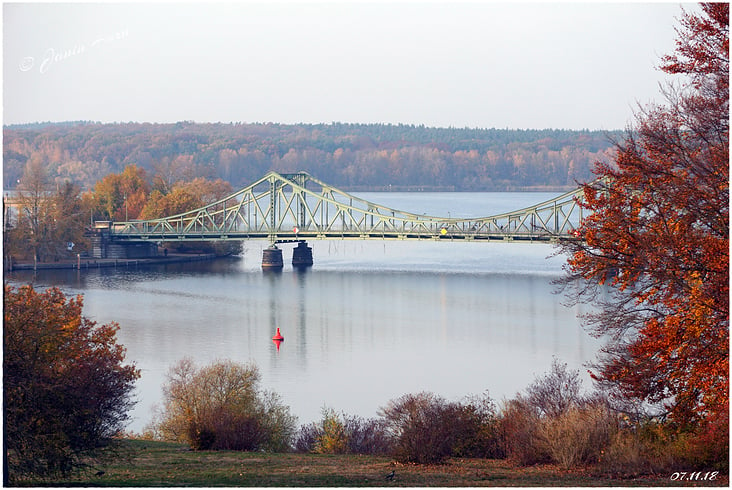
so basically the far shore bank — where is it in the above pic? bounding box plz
[4,253,223,272]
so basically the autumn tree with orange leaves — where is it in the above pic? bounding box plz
[89,164,151,221]
[3,285,140,482]
[558,3,728,465]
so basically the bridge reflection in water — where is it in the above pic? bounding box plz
[100,171,587,267]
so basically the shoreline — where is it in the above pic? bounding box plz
[5,253,221,271]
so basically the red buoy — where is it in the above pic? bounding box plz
[272,328,284,352]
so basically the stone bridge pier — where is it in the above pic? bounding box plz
[262,240,313,270]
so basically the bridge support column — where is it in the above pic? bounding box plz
[262,245,283,270]
[292,241,313,268]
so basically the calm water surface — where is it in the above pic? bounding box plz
[7,192,601,432]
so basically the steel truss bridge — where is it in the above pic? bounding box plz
[105,171,586,246]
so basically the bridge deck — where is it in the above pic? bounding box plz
[103,171,586,244]
[111,230,563,243]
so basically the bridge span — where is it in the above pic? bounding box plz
[97,171,586,268]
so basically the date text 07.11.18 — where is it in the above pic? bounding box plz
[670,471,719,481]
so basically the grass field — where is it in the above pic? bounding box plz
[15,440,728,487]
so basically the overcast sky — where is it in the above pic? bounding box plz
[3,2,690,129]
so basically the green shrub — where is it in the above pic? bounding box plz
[258,390,299,452]
[154,358,296,451]
[294,409,391,455]
[314,407,348,454]
[451,393,504,459]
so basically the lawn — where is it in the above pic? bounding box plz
[15,439,728,487]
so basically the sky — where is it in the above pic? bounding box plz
[3,2,691,130]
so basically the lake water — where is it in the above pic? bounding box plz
[6,192,601,433]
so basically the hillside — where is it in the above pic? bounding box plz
[3,122,621,191]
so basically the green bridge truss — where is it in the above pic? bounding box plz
[106,171,586,244]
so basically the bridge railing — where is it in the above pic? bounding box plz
[107,171,586,242]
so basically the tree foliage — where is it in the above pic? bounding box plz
[137,175,240,255]
[6,160,89,262]
[11,158,51,261]
[4,123,619,192]
[5,163,239,260]
[139,177,233,220]
[48,181,89,257]
[154,358,297,452]
[3,285,140,482]
[558,3,728,453]
[90,164,150,221]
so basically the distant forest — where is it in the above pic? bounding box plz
[3,122,621,192]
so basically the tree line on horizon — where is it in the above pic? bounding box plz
[3,122,619,192]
